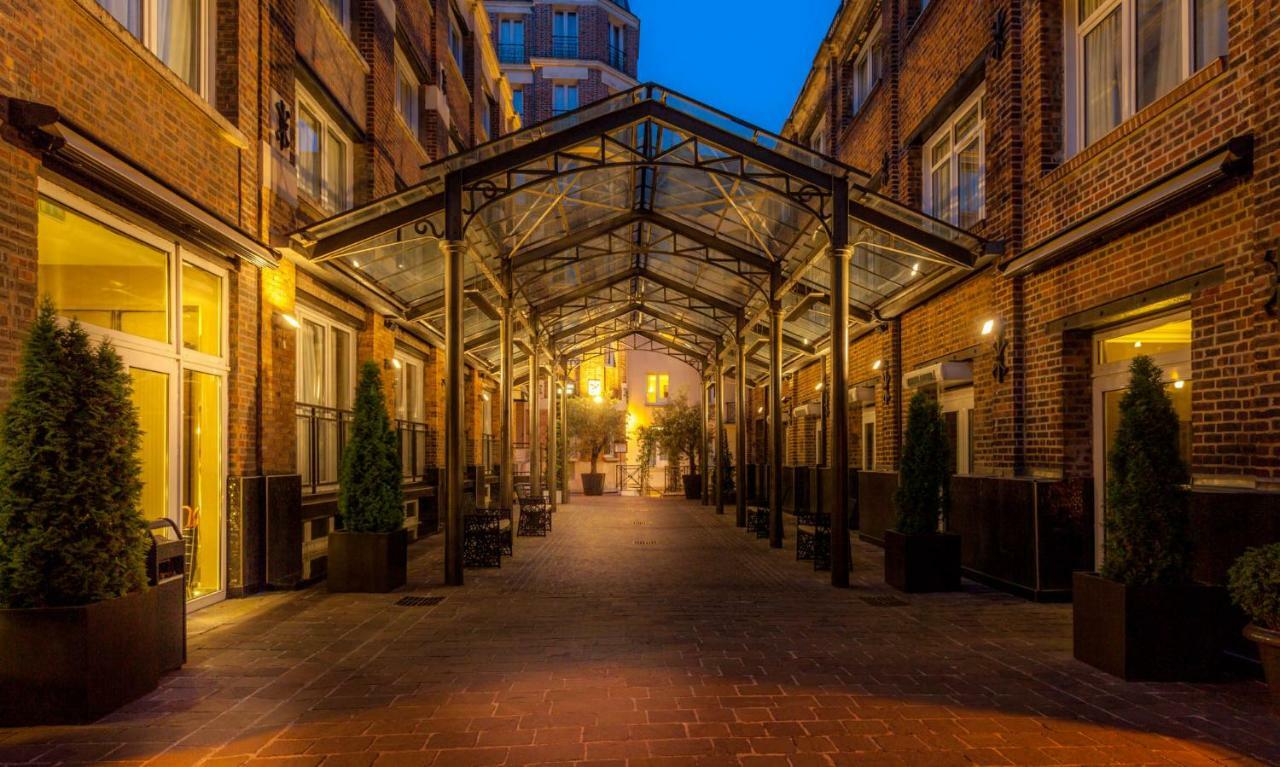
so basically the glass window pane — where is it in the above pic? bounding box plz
[957,137,982,228]
[930,162,951,221]
[97,0,141,37]
[182,369,222,601]
[38,197,170,343]
[1195,0,1228,68]
[1083,9,1122,146]
[324,0,347,26]
[181,263,221,356]
[931,134,951,167]
[1098,317,1192,364]
[130,368,170,524]
[955,100,981,140]
[1079,0,1110,23]
[155,0,201,90]
[297,106,321,200]
[1136,0,1183,109]
[325,129,348,211]
[298,320,325,404]
[333,327,352,410]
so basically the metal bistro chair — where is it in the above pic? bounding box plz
[516,492,550,537]
[463,509,502,568]
[747,505,770,539]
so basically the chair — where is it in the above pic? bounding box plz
[463,511,502,568]
[517,494,550,537]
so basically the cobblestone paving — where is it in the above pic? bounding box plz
[2,496,1278,766]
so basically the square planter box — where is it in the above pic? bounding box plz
[328,529,409,593]
[1072,571,1229,681]
[884,530,961,593]
[0,587,160,725]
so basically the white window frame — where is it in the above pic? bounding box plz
[320,0,351,32]
[922,86,986,227]
[850,20,883,116]
[295,88,354,213]
[294,305,357,412]
[552,82,579,116]
[941,386,975,476]
[1065,0,1225,155]
[394,350,425,423]
[809,117,828,156]
[499,17,526,58]
[97,0,216,99]
[645,373,670,406]
[861,406,876,470]
[448,12,466,71]
[394,47,421,138]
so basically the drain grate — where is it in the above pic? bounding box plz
[396,596,445,607]
[633,540,657,545]
[860,595,908,607]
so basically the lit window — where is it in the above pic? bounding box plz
[182,262,222,356]
[1071,0,1227,151]
[553,83,579,116]
[850,21,883,115]
[395,48,421,137]
[646,374,670,405]
[923,87,985,228]
[96,0,209,94]
[296,89,353,212]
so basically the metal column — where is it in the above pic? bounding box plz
[829,182,852,586]
[443,173,465,586]
[559,366,569,504]
[700,376,709,506]
[530,334,542,497]
[714,338,725,515]
[499,264,514,513]
[768,281,784,549]
[547,355,558,512]
[735,331,748,527]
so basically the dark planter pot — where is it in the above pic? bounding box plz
[1243,624,1280,695]
[581,473,605,496]
[884,530,961,593]
[1072,571,1229,681]
[327,529,408,593]
[0,587,160,725]
[683,474,702,500]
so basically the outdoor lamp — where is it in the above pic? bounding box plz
[275,311,300,330]
[872,359,882,371]
[386,358,402,370]
[613,439,628,456]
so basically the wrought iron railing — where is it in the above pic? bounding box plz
[497,43,527,63]
[616,463,646,492]
[397,419,433,483]
[551,34,579,58]
[296,403,353,495]
[664,464,684,493]
[608,44,625,71]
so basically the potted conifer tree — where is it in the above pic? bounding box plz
[884,390,960,592]
[1073,356,1226,680]
[329,361,406,593]
[1228,544,1280,694]
[0,301,160,725]
[567,395,625,496]
[655,395,702,499]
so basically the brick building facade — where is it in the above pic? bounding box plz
[782,0,1279,599]
[0,0,519,608]
[486,0,639,127]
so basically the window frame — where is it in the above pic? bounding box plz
[849,19,883,116]
[295,88,354,213]
[97,0,215,99]
[448,11,466,72]
[552,82,579,116]
[394,46,421,138]
[294,304,357,412]
[645,373,671,406]
[922,85,986,227]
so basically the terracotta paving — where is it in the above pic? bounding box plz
[2,495,1278,767]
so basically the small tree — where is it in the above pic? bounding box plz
[1101,356,1190,586]
[338,361,403,533]
[567,396,626,474]
[1228,544,1280,631]
[894,390,949,536]
[636,425,660,493]
[654,394,701,476]
[0,300,149,608]
[716,426,735,496]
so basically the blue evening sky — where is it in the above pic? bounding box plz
[629,0,841,132]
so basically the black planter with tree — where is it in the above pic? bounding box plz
[884,390,960,593]
[1073,356,1228,680]
[1228,543,1280,694]
[567,395,625,496]
[0,301,161,725]
[654,395,702,500]
[329,361,407,593]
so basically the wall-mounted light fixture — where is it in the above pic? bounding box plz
[872,359,883,371]
[814,381,824,391]
[566,382,576,395]
[274,311,300,330]
[385,358,402,371]
[983,318,1009,383]
[482,391,491,401]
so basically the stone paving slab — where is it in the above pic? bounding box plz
[1,496,1277,766]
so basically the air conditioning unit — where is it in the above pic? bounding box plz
[792,402,821,418]
[905,360,973,390]
[850,385,876,403]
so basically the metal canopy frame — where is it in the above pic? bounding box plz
[287,83,986,589]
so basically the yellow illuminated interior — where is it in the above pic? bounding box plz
[183,370,222,601]
[1099,318,1192,364]
[645,373,670,404]
[130,368,169,523]
[182,263,222,356]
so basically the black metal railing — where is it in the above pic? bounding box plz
[608,44,625,71]
[551,35,579,58]
[397,420,433,483]
[497,43,527,63]
[296,403,353,495]
[616,463,646,492]
[664,464,684,493]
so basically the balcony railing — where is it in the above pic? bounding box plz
[608,44,625,71]
[551,35,579,58]
[297,403,353,496]
[497,43,527,63]
[398,419,435,483]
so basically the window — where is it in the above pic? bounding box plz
[498,17,525,63]
[552,83,579,116]
[512,87,525,122]
[924,87,984,228]
[553,11,579,57]
[809,118,827,156]
[395,48,420,136]
[448,13,466,71]
[296,89,353,212]
[96,0,210,94]
[646,374,670,405]
[850,21,883,115]
[296,307,356,490]
[1071,0,1227,151]
[608,23,625,69]
[321,0,350,31]
[480,96,493,142]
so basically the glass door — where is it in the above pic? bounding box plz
[182,369,223,606]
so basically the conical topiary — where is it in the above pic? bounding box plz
[338,361,404,533]
[717,426,734,497]
[0,299,149,608]
[893,389,949,536]
[1101,356,1190,586]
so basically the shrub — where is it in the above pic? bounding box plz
[653,394,701,476]
[338,361,403,533]
[567,395,626,474]
[1228,544,1280,631]
[893,390,949,536]
[0,300,149,608]
[1100,356,1191,586]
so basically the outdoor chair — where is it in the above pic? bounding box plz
[795,510,852,572]
[747,505,769,538]
[463,511,502,568]
[517,495,550,536]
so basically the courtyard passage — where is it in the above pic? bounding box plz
[3,496,1278,767]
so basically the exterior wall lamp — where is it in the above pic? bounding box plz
[983,317,1009,383]
[274,311,300,330]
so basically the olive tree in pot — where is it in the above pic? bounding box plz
[884,390,960,593]
[0,302,160,725]
[1228,544,1280,694]
[329,361,406,593]
[655,395,702,499]
[1073,356,1228,680]
[567,396,625,496]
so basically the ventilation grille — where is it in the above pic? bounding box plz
[860,595,908,607]
[397,596,445,607]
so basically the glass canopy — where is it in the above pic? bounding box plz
[290,84,987,380]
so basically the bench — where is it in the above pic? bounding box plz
[746,505,770,539]
[795,511,851,571]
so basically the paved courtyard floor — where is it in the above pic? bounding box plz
[2,496,1278,766]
